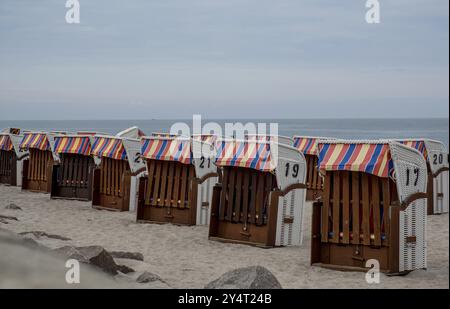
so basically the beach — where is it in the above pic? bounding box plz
[0,185,448,289]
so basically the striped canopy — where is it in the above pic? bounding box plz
[215,140,275,172]
[54,136,92,156]
[293,137,320,155]
[192,134,217,145]
[91,137,127,160]
[141,137,192,164]
[77,131,97,136]
[151,132,179,138]
[398,140,427,158]
[243,134,276,142]
[0,135,13,151]
[318,142,393,178]
[19,133,51,151]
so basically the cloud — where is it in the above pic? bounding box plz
[0,0,448,119]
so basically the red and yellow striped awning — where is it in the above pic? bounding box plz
[19,133,51,151]
[318,142,393,178]
[398,140,427,159]
[293,137,319,155]
[54,136,92,156]
[151,132,179,138]
[192,134,217,145]
[141,137,192,164]
[0,135,13,151]
[215,140,275,172]
[91,137,127,160]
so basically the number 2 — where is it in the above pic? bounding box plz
[199,156,210,168]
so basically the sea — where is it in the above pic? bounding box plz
[0,118,448,147]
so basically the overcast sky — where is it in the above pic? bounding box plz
[0,0,448,120]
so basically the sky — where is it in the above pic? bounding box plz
[0,0,448,120]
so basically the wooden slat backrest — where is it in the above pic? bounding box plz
[0,150,13,176]
[58,154,91,188]
[165,162,174,207]
[307,155,314,188]
[144,159,194,208]
[305,154,322,191]
[27,149,51,181]
[218,166,276,225]
[233,169,243,223]
[99,157,129,197]
[321,171,397,246]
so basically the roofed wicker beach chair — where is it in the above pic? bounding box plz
[91,131,146,211]
[0,128,28,187]
[50,133,99,201]
[19,131,64,193]
[208,138,307,248]
[311,140,428,274]
[396,139,449,215]
[136,134,219,225]
[293,136,335,201]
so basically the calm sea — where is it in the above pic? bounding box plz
[1,118,448,147]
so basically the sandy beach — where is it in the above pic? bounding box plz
[0,185,448,289]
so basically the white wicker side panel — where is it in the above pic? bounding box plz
[276,188,305,246]
[434,170,449,214]
[274,144,307,247]
[16,159,23,187]
[424,140,449,214]
[196,176,217,226]
[399,198,427,272]
[129,175,139,212]
[389,142,428,272]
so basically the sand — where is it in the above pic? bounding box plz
[0,185,448,289]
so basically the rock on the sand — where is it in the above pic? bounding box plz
[117,265,135,274]
[0,215,18,221]
[109,251,144,261]
[5,203,22,210]
[19,231,71,241]
[205,266,282,289]
[54,245,119,275]
[136,271,165,284]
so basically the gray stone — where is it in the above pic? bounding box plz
[0,215,18,221]
[53,246,90,263]
[5,203,22,210]
[54,245,119,275]
[109,251,144,261]
[117,264,135,274]
[136,271,164,284]
[19,231,71,241]
[75,246,119,275]
[204,266,282,289]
